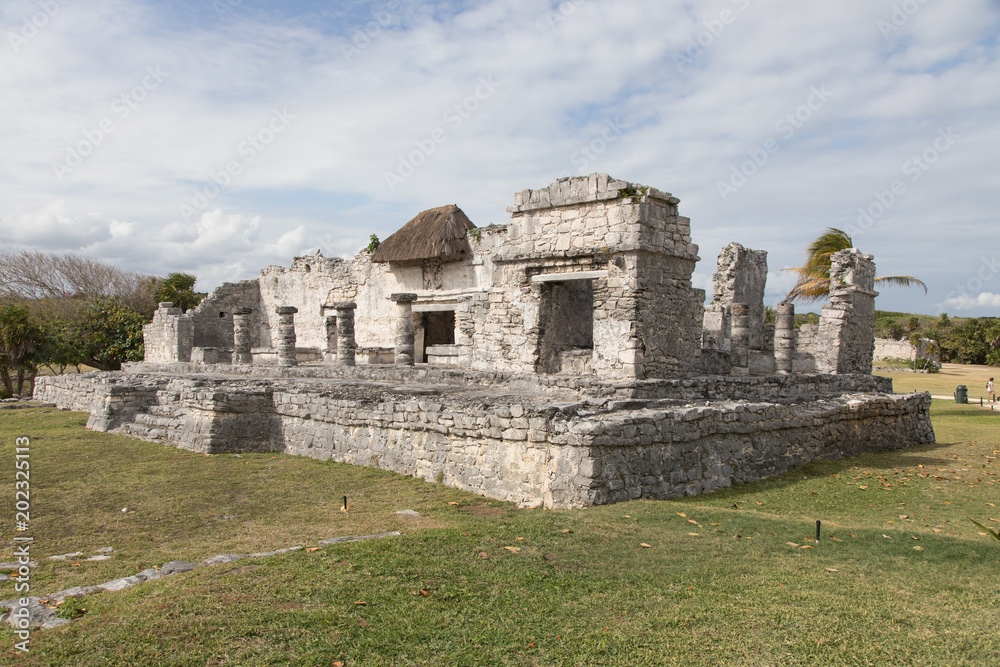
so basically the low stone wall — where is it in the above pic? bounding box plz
[35,371,934,508]
[119,361,891,401]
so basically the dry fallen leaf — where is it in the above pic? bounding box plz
[353,601,367,606]
[517,537,525,541]
[419,589,431,597]
[676,512,687,517]
[882,534,892,539]
[800,545,815,550]
[333,661,344,666]
[688,532,701,537]
[825,568,839,573]
[448,502,460,506]
[859,486,869,490]
[503,546,521,553]
[913,546,924,551]
[640,543,652,548]
[306,547,321,552]
[561,529,573,534]
[478,552,489,559]
[786,542,800,547]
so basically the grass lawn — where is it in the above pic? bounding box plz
[2,392,1000,665]
[876,363,998,402]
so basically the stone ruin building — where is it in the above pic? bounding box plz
[36,174,934,508]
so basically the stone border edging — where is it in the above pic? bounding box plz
[0,531,400,630]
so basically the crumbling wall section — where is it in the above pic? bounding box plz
[189,280,262,350]
[142,303,193,363]
[258,252,346,351]
[704,242,768,353]
[815,249,878,374]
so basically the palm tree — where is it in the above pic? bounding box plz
[785,228,926,303]
[154,273,203,312]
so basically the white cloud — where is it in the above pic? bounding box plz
[0,0,997,318]
[942,292,1000,311]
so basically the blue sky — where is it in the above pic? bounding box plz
[1,0,998,315]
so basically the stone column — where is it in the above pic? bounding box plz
[730,302,750,376]
[390,293,417,365]
[774,302,795,374]
[276,306,298,367]
[232,308,253,364]
[334,302,357,367]
[324,315,338,362]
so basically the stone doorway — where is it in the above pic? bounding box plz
[537,279,594,374]
[418,310,457,363]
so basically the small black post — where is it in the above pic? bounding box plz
[815,520,821,544]
[343,496,348,512]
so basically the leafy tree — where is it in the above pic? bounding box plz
[786,228,927,302]
[0,303,39,395]
[76,300,147,371]
[881,319,904,340]
[907,316,920,332]
[154,272,203,313]
[939,313,951,328]
[33,319,88,375]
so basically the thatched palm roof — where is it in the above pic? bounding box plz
[371,204,476,264]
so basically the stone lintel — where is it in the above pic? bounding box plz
[530,270,609,283]
[390,293,418,303]
[276,306,298,315]
[332,301,357,310]
[412,303,458,313]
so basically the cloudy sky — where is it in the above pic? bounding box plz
[1,0,998,315]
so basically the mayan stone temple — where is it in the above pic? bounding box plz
[35,174,934,508]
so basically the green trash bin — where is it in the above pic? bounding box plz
[955,385,968,404]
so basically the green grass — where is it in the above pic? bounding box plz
[878,362,998,401]
[2,401,1000,666]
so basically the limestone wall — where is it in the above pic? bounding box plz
[874,338,915,361]
[34,371,932,509]
[142,304,193,363]
[189,280,262,349]
[709,242,768,350]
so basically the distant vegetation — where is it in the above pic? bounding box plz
[0,249,205,396]
[874,310,1000,366]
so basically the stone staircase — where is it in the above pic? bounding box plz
[118,405,185,443]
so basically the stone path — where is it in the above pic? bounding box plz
[0,531,400,630]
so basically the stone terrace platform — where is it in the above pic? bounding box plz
[34,365,934,508]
